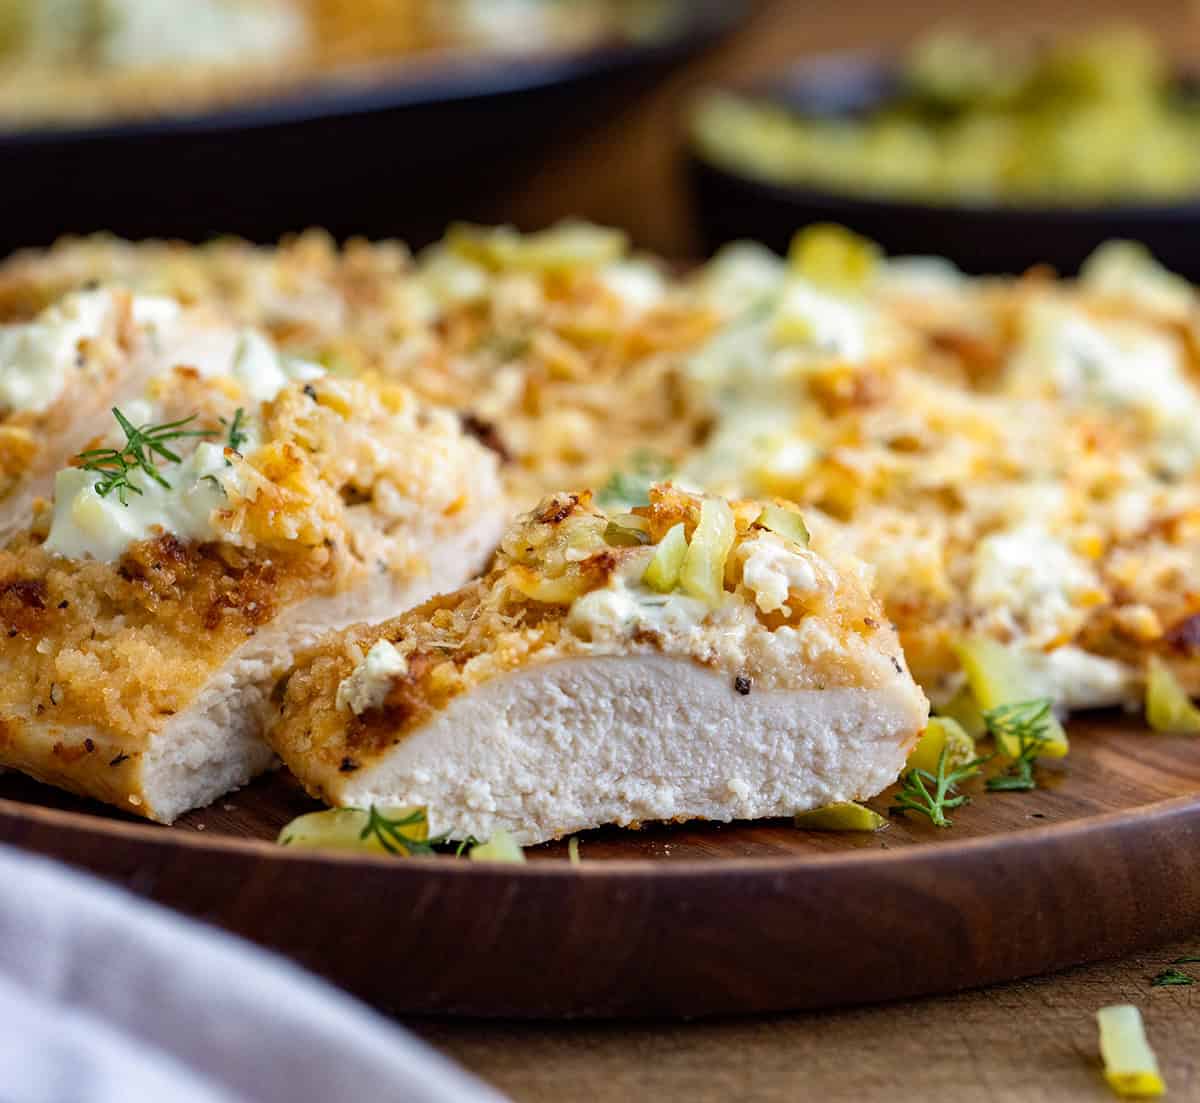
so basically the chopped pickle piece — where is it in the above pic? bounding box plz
[468,830,527,863]
[984,697,1069,761]
[953,637,1028,710]
[937,684,987,739]
[788,223,881,293]
[567,836,581,865]
[1097,1005,1166,1098]
[907,716,976,774]
[754,504,810,547]
[794,801,888,832]
[277,805,430,855]
[643,521,688,592]
[679,498,736,606]
[447,220,627,273]
[604,518,651,547]
[955,638,1068,757]
[1145,656,1200,734]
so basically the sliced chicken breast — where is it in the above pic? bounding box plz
[0,374,504,821]
[271,484,929,845]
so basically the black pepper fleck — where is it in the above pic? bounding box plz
[734,674,752,696]
[339,757,361,773]
[303,384,318,400]
[109,753,130,767]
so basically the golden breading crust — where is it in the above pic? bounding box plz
[271,484,916,798]
[0,372,501,817]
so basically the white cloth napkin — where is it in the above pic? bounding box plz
[0,844,508,1103]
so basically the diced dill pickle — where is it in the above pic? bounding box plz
[907,716,976,774]
[794,801,888,832]
[468,829,527,863]
[937,684,987,739]
[788,223,881,292]
[1096,1005,1166,1098]
[754,504,810,547]
[447,220,626,273]
[953,637,1028,710]
[954,638,1068,757]
[1145,656,1200,734]
[679,498,736,606]
[643,522,687,592]
[603,518,651,547]
[277,805,428,854]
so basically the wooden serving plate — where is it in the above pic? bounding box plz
[3,713,1200,1019]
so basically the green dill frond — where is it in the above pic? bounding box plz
[359,805,439,856]
[222,407,248,454]
[1151,967,1195,987]
[596,450,674,509]
[890,746,988,827]
[75,408,215,506]
[984,697,1055,792]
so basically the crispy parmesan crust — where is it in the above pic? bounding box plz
[0,232,719,510]
[1,230,1198,709]
[271,485,914,795]
[0,372,500,815]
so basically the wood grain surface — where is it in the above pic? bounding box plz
[3,714,1200,1024]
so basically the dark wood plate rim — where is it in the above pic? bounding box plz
[5,786,1198,878]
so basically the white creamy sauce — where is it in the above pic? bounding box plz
[1023,646,1134,711]
[738,534,822,615]
[336,641,409,716]
[568,554,710,640]
[44,442,239,561]
[229,330,324,404]
[692,241,785,316]
[152,325,324,405]
[1017,303,1200,427]
[772,281,868,363]
[0,289,175,415]
[969,524,1099,645]
[596,261,666,313]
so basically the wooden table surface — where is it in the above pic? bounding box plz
[408,1,1200,1099]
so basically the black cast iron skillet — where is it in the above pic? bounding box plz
[0,0,744,253]
[689,51,1200,277]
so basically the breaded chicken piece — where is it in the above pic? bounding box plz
[271,485,928,845]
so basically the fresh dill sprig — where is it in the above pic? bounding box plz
[984,698,1055,792]
[596,450,673,509]
[890,746,989,827]
[358,806,482,857]
[222,407,248,454]
[75,408,214,505]
[360,805,442,856]
[1151,967,1195,987]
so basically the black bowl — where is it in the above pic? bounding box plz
[689,51,1200,277]
[0,0,744,254]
